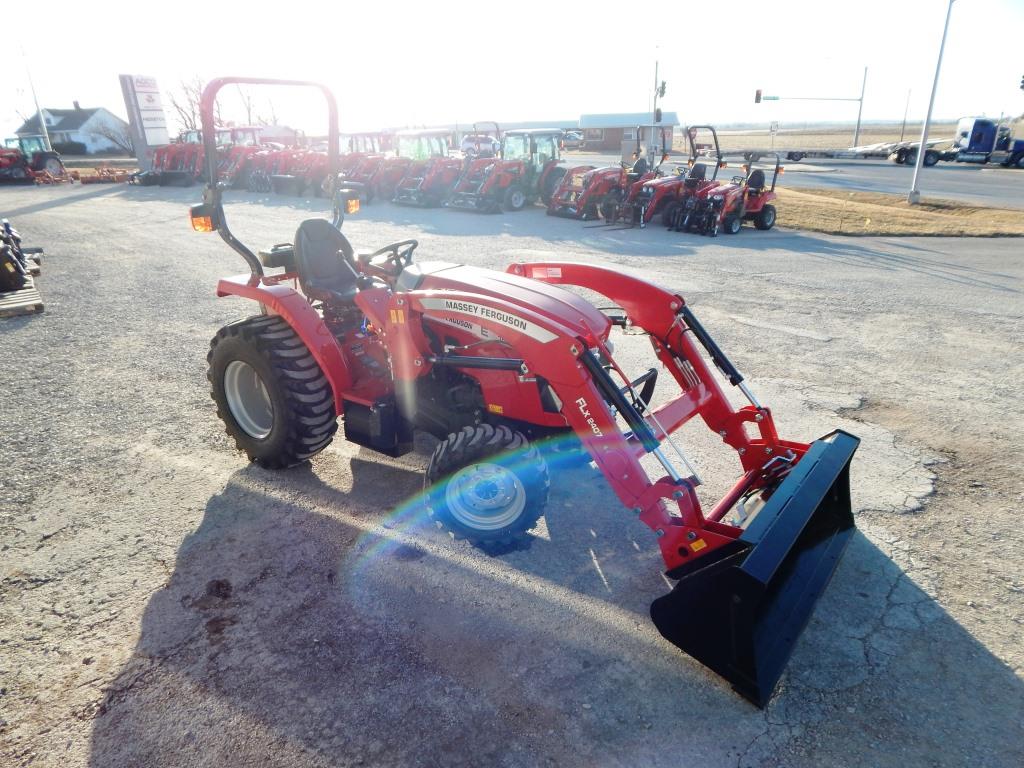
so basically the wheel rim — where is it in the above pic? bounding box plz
[510,190,525,208]
[764,208,776,227]
[224,360,274,439]
[445,463,526,531]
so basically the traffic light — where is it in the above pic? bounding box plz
[658,80,667,98]
[1020,74,1024,90]
[755,89,762,104]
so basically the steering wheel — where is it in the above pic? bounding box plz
[359,239,418,278]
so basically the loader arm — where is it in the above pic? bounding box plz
[378,287,743,572]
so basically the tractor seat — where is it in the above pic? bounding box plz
[685,163,707,188]
[293,218,359,305]
[747,169,766,194]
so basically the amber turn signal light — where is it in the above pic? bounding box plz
[189,203,218,232]
[346,198,360,214]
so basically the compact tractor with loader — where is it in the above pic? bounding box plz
[192,77,860,707]
[546,126,670,222]
[673,152,781,236]
[446,128,566,213]
[372,128,454,203]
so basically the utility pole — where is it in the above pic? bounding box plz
[21,47,52,151]
[899,89,911,142]
[852,67,868,147]
[909,0,955,205]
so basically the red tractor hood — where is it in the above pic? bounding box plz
[397,261,611,344]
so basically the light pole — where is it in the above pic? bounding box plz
[909,0,956,205]
[852,66,868,147]
[21,46,52,151]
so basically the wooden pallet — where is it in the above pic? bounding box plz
[0,276,44,317]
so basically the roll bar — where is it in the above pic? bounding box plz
[685,125,724,180]
[196,77,339,278]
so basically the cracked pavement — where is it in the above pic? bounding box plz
[1,183,1021,767]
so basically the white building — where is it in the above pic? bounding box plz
[15,102,132,155]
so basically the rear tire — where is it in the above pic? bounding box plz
[504,184,527,211]
[923,150,939,167]
[425,424,549,553]
[208,315,337,468]
[754,204,777,230]
[600,189,624,221]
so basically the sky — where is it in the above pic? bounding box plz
[4,0,1023,139]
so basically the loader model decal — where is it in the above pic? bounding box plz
[421,298,557,343]
[575,397,604,437]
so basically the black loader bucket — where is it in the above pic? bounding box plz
[650,430,859,707]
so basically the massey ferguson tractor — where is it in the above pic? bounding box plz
[676,153,782,236]
[445,128,566,213]
[191,77,859,708]
[371,128,453,203]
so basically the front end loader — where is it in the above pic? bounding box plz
[192,77,860,708]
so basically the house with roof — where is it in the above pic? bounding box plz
[578,112,681,152]
[15,102,131,155]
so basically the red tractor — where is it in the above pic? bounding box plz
[1,137,65,184]
[547,127,670,222]
[676,153,782,236]
[371,128,453,203]
[191,77,860,708]
[445,129,565,212]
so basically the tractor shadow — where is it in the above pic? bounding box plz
[88,457,1024,767]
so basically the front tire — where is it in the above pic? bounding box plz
[425,425,550,552]
[723,215,741,235]
[503,184,527,211]
[208,315,338,468]
[599,189,624,221]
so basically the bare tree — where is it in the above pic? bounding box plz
[235,85,255,126]
[168,76,222,134]
[93,123,134,155]
[255,99,279,127]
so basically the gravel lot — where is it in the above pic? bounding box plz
[1,183,1021,768]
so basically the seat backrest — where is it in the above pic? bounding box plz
[688,163,707,181]
[747,169,766,190]
[293,218,359,302]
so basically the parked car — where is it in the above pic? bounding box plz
[460,134,500,158]
[562,130,585,150]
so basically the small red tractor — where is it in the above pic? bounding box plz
[192,78,859,708]
[339,132,388,176]
[547,127,670,222]
[445,128,565,212]
[674,153,782,236]
[372,128,453,203]
[1,137,66,184]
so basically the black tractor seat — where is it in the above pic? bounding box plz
[685,163,707,188]
[746,169,766,194]
[293,218,360,305]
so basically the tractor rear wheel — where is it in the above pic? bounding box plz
[754,204,777,230]
[207,315,337,468]
[600,189,624,221]
[425,424,550,552]
[661,201,680,228]
[504,184,527,211]
[541,167,565,205]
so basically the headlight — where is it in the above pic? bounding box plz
[713,195,724,201]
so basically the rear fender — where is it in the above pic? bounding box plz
[216,274,352,413]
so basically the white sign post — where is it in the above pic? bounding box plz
[119,74,171,170]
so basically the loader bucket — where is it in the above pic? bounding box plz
[650,430,859,707]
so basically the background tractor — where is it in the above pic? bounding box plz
[681,153,782,236]
[372,128,453,203]
[446,128,565,213]
[1,137,65,183]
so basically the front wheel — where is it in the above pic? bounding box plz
[754,204,777,230]
[661,201,680,228]
[1014,153,1024,169]
[723,215,742,235]
[425,425,550,552]
[208,316,338,468]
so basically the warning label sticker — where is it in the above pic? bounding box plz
[421,298,557,343]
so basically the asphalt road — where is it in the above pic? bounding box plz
[1,183,1022,768]
[568,151,1024,209]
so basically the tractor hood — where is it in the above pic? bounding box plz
[396,261,611,344]
[643,174,683,189]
